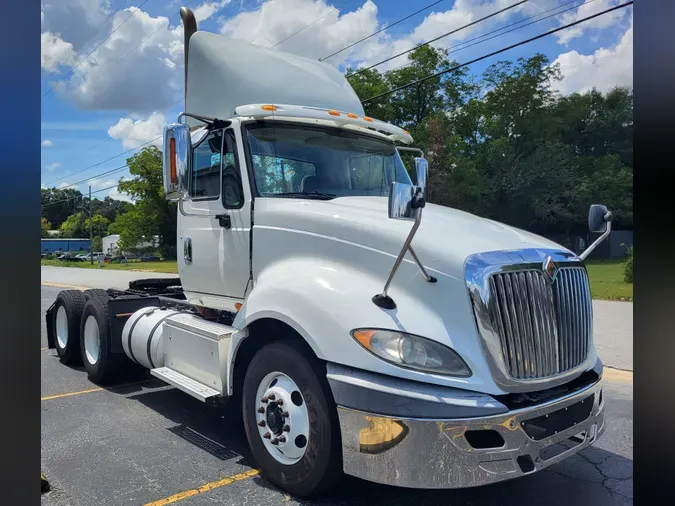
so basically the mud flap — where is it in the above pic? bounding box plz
[45,302,56,349]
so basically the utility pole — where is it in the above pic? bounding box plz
[89,186,93,265]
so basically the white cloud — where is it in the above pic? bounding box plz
[108,112,166,149]
[552,16,632,95]
[41,32,76,72]
[107,184,134,202]
[42,140,54,147]
[43,2,231,113]
[41,0,112,51]
[47,162,62,172]
[219,0,380,65]
[194,0,232,22]
[58,181,72,189]
[347,0,529,72]
[61,8,183,112]
[555,0,628,45]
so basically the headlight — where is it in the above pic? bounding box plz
[351,329,471,377]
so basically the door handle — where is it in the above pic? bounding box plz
[216,214,231,229]
[184,237,192,264]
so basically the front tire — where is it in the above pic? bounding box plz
[242,341,342,497]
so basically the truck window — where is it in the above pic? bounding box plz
[349,154,398,195]
[245,122,412,198]
[222,130,244,209]
[251,154,316,194]
[190,130,222,200]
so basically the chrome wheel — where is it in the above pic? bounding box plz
[255,371,309,465]
[83,315,100,365]
[55,305,68,349]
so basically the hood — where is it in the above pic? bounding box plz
[255,196,566,279]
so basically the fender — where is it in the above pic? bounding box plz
[231,256,505,395]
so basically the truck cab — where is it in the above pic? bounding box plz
[46,6,613,498]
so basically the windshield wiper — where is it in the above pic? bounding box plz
[274,191,337,200]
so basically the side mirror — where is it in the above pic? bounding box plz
[162,123,190,201]
[388,182,425,221]
[414,157,428,198]
[588,204,612,233]
[580,203,613,261]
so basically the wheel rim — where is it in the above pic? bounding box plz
[255,372,309,465]
[83,315,100,365]
[55,306,68,349]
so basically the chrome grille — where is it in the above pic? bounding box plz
[488,267,592,380]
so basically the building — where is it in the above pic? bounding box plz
[41,238,91,253]
[102,234,159,256]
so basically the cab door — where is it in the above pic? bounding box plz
[178,127,251,305]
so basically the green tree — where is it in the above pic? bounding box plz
[117,146,177,258]
[85,214,111,239]
[90,197,133,224]
[41,188,83,228]
[58,212,88,238]
[41,217,52,238]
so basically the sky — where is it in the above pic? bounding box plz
[40,0,633,202]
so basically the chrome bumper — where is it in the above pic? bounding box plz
[337,379,605,489]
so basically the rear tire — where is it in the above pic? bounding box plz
[53,290,86,365]
[80,297,123,384]
[83,289,109,301]
[242,341,342,497]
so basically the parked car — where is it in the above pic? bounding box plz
[140,254,160,262]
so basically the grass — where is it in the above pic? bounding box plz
[41,258,632,301]
[585,260,632,301]
[41,258,178,274]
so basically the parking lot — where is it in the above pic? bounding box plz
[41,285,633,506]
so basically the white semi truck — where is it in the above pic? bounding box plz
[46,7,613,497]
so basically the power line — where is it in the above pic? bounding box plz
[348,0,531,78]
[374,0,596,77]
[42,136,161,187]
[57,165,131,192]
[362,0,633,105]
[273,0,356,48]
[320,0,447,62]
[41,184,123,209]
[43,0,153,98]
[79,0,132,51]
[43,97,183,180]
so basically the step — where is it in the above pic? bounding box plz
[150,367,221,402]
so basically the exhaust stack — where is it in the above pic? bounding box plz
[180,7,198,105]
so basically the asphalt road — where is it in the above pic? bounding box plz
[41,285,633,506]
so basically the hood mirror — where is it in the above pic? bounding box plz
[388,183,422,221]
[580,203,613,261]
[588,204,612,233]
[374,155,436,310]
[414,157,428,199]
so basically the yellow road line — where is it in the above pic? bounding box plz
[144,469,260,506]
[603,366,633,383]
[41,387,104,401]
[41,379,159,401]
[41,281,90,290]
[41,348,48,351]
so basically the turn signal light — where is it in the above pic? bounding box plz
[261,105,278,111]
[169,137,177,184]
[347,113,358,119]
[328,110,341,116]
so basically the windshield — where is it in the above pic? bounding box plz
[245,122,412,199]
